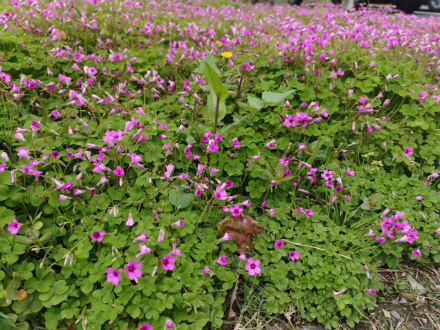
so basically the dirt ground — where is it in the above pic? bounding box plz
[221,261,440,329]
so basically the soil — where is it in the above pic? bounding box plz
[221,261,440,329]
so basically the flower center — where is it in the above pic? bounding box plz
[251,265,255,269]
[128,266,134,271]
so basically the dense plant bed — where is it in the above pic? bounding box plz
[1,0,440,329]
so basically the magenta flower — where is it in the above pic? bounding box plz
[125,213,134,226]
[161,254,176,271]
[365,289,376,295]
[333,288,347,296]
[412,249,422,258]
[214,186,227,200]
[172,219,185,227]
[261,201,267,207]
[229,204,243,217]
[321,169,333,180]
[289,250,300,261]
[267,207,276,215]
[157,228,165,243]
[139,324,153,330]
[216,255,227,266]
[170,243,181,257]
[124,260,143,283]
[404,147,413,156]
[106,267,121,285]
[165,319,174,329]
[274,239,284,248]
[91,231,106,242]
[7,219,21,234]
[203,267,210,275]
[364,229,376,237]
[134,233,148,242]
[220,233,232,242]
[239,253,247,261]
[265,139,275,148]
[245,258,261,276]
[136,243,152,258]
[113,166,124,176]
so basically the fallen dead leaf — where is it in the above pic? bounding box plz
[17,289,28,302]
[216,215,265,253]
[227,273,239,320]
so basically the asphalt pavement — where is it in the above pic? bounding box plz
[271,1,440,18]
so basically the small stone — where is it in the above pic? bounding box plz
[407,275,427,295]
[383,310,391,318]
[390,311,401,320]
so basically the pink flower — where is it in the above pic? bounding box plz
[91,231,106,242]
[297,143,306,151]
[216,255,227,266]
[163,164,174,178]
[333,288,347,296]
[172,219,184,227]
[214,186,227,200]
[413,195,423,201]
[229,204,243,217]
[161,254,176,271]
[265,139,275,148]
[230,137,240,149]
[267,207,276,215]
[136,243,152,258]
[239,253,247,261]
[412,249,422,258]
[170,243,181,257]
[365,289,376,295]
[139,324,153,330]
[125,213,134,226]
[321,169,333,180]
[134,233,149,242]
[7,219,21,234]
[157,228,165,243]
[404,147,413,156]
[159,122,169,132]
[376,236,386,243]
[220,233,232,242]
[245,258,261,276]
[364,229,376,237]
[274,239,284,248]
[17,147,30,159]
[261,201,267,207]
[114,166,124,176]
[289,250,300,261]
[165,319,174,329]
[203,267,210,275]
[106,267,121,285]
[124,259,143,283]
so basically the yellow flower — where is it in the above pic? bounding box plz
[216,40,221,46]
[221,52,232,59]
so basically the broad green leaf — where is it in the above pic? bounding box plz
[248,95,265,111]
[169,188,194,209]
[203,62,228,100]
[261,89,296,104]
[207,92,226,123]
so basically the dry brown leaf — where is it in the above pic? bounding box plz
[216,215,265,253]
[227,274,239,320]
[67,323,77,330]
[17,289,28,302]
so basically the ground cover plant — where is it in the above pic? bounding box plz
[1,0,440,328]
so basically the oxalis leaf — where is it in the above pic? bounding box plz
[261,89,296,104]
[169,188,194,209]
